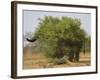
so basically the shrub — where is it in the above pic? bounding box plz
[53,58,66,65]
[34,16,86,61]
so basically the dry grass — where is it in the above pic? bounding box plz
[23,48,91,69]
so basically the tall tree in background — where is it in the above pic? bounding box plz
[33,16,87,62]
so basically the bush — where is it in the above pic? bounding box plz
[34,16,86,60]
[50,57,66,65]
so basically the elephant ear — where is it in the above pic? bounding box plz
[26,38,37,42]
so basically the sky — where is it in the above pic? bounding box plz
[23,10,91,37]
[22,10,91,46]
[23,10,91,47]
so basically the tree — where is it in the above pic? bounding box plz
[33,16,86,62]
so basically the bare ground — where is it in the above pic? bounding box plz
[23,49,91,69]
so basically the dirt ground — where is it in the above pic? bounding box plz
[23,49,91,69]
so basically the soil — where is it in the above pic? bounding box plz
[23,48,91,69]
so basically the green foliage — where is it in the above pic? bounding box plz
[34,16,86,60]
[52,58,66,65]
[49,57,67,65]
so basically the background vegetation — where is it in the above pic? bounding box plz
[26,16,91,64]
[30,16,91,64]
